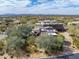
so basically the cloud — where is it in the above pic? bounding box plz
[0,0,79,15]
[0,0,30,7]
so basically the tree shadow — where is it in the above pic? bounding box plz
[63,41,71,46]
[63,40,73,55]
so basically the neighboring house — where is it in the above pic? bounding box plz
[36,20,65,32]
[36,20,65,31]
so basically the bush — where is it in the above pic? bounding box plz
[35,34,64,52]
[0,41,4,50]
[73,39,79,48]
[8,24,32,38]
[0,41,5,56]
[6,25,32,54]
[25,36,37,53]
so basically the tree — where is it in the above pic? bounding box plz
[25,36,37,53]
[8,24,32,38]
[35,35,64,52]
[68,23,79,49]
[0,41,4,50]
[6,24,32,55]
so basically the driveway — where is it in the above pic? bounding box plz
[60,32,79,55]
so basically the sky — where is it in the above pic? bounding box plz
[0,0,79,15]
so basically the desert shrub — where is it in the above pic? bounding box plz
[8,24,32,38]
[0,41,4,50]
[25,36,37,53]
[73,39,79,48]
[35,34,64,52]
[0,41,5,56]
[6,24,32,54]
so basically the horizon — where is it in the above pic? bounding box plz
[0,14,79,16]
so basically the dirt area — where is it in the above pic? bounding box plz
[0,34,7,40]
[0,53,29,59]
[30,52,47,58]
[0,53,17,59]
[60,32,79,54]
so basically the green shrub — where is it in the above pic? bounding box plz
[35,34,64,52]
[6,25,32,53]
[9,25,32,38]
[0,41,4,50]
[74,39,79,48]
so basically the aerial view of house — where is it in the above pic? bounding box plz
[0,0,79,59]
[0,16,78,59]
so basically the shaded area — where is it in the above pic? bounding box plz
[63,41,71,46]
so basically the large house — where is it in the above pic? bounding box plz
[36,20,65,31]
[32,20,65,36]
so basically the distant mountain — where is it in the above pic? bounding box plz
[0,14,79,16]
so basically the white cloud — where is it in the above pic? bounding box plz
[70,0,79,3]
[0,0,30,7]
[0,0,79,15]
